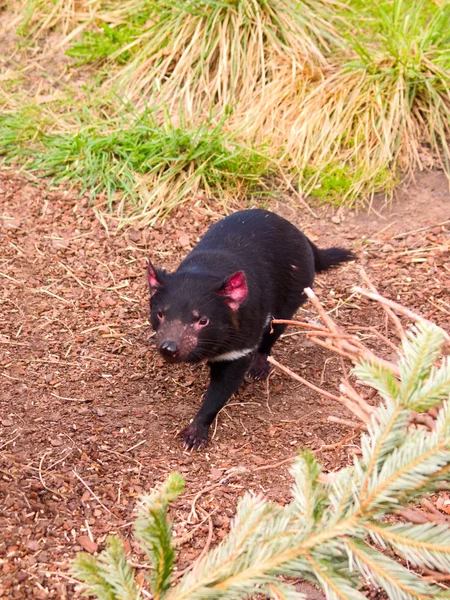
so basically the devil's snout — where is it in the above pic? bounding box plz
[154,319,198,362]
[159,340,179,360]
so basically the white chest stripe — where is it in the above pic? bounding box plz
[209,347,256,363]
[210,315,271,363]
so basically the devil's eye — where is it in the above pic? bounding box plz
[198,317,209,326]
[157,311,164,320]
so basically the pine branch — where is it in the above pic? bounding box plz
[99,537,140,600]
[291,452,328,526]
[265,581,307,600]
[73,536,139,600]
[367,522,450,572]
[345,538,444,599]
[399,324,446,407]
[352,361,400,403]
[168,494,283,600]
[358,401,411,500]
[134,472,185,599]
[303,554,366,600]
[408,357,450,412]
[72,553,117,600]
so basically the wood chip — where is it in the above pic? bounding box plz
[77,535,98,554]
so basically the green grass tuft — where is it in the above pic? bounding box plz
[66,7,154,65]
[0,105,271,223]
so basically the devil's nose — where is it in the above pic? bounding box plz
[160,340,179,358]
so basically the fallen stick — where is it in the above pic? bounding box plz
[268,356,371,422]
[267,355,341,403]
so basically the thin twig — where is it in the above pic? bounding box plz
[51,392,91,403]
[197,514,214,562]
[314,429,363,456]
[186,468,247,522]
[0,271,23,284]
[58,261,88,289]
[306,333,401,377]
[422,567,450,582]
[254,427,364,474]
[72,469,118,519]
[392,219,450,239]
[272,319,324,331]
[394,508,448,524]
[175,508,218,547]
[363,326,400,353]
[328,416,364,429]
[279,169,319,218]
[253,455,297,472]
[304,287,340,335]
[38,452,64,498]
[303,287,401,376]
[409,413,436,431]
[0,430,21,450]
[340,383,375,420]
[32,288,71,304]
[267,356,342,403]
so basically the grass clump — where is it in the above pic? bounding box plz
[284,0,450,203]
[0,105,271,224]
[71,0,343,111]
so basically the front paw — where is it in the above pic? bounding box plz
[180,422,209,450]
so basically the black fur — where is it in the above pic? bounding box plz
[309,243,355,273]
[148,209,355,449]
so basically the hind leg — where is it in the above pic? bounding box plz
[245,293,308,382]
[245,322,287,381]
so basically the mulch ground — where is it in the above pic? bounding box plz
[1,169,449,599]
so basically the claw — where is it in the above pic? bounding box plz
[180,422,209,450]
[245,353,271,382]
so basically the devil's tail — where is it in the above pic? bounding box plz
[308,240,355,273]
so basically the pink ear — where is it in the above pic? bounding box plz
[218,271,248,310]
[147,261,162,290]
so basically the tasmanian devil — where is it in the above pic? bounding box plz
[147,209,354,450]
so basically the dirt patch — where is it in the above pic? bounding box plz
[0,170,449,598]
